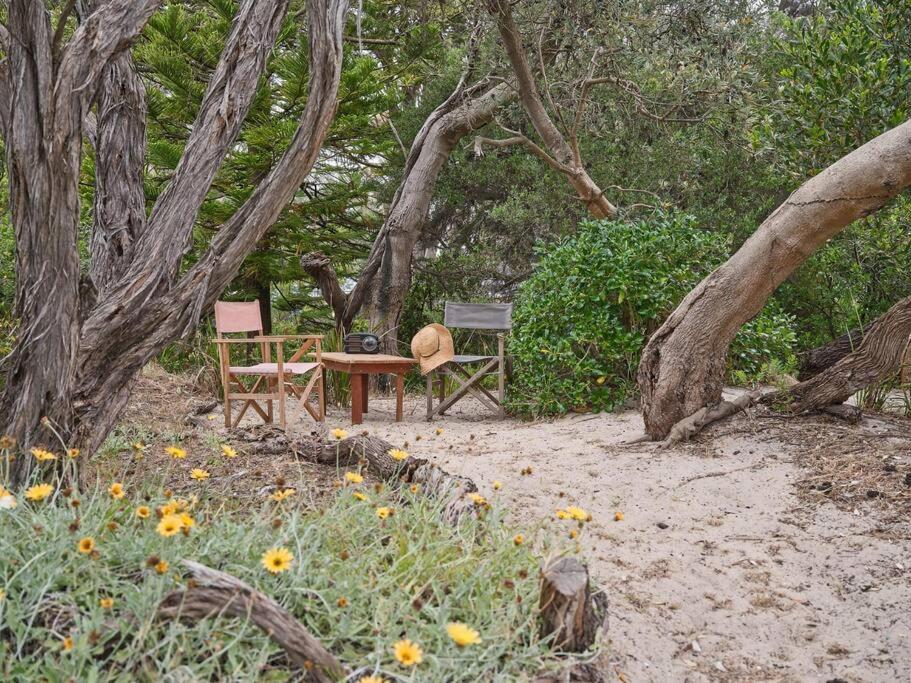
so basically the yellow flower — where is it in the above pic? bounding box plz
[388,448,408,461]
[493,480,502,491]
[270,488,295,502]
[393,638,423,666]
[467,492,486,506]
[569,529,579,539]
[67,448,80,459]
[435,427,444,435]
[99,597,114,609]
[513,534,524,546]
[135,505,151,519]
[409,484,420,494]
[344,471,364,484]
[446,622,482,647]
[596,376,606,385]
[62,635,73,652]
[179,513,195,530]
[614,510,624,522]
[154,559,169,574]
[25,483,53,502]
[555,509,570,520]
[565,506,590,522]
[30,447,57,462]
[109,482,125,499]
[359,676,388,683]
[131,442,146,451]
[156,514,183,537]
[220,444,237,458]
[189,468,210,481]
[332,428,348,440]
[352,491,368,501]
[77,537,96,554]
[261,547,294,574]
[375,506,392,520]
[337,596,349,608]
[165,446,186,459]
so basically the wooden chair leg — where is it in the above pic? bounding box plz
[426,372,433,420]
[318,373,325,421]
[396,373,404,422]
[223,380,232,428]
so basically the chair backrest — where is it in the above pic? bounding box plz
[215,300,263,337]
[444,302,512,330]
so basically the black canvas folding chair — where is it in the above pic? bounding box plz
[425,302,512,420]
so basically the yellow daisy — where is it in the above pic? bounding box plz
[565,505,591,522]
[220,444,237,458]
[270,488,295,502]
[493,480,502,490]
[67,448,80,459]
[375,506,392,520]
[614,510,624,522]
[30,447,56,462]
[359,676,388,683]
[179,513,195,530]
[409,484,420,494]
[135,505,151,519]
[388,448,408,461]
[467,492,486,506]
[446,622,482,647]
[154,559,169,574]
[189,468,210,481]
[109,482,125,499]
[344,471,363,484]
[261,547,294,574]
[352,491,368,501]
[25,483,53,502]
[156,514,183,537]
[77,537,96,554]
[392,638,423,666]
[165,446,187,459]
[62,635,73,652]
[332,428,348,440]
[99,597,114,609]
[513,534,524,546]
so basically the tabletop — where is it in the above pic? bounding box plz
[321,352,417,367]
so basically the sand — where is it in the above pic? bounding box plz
[304,392,911,683]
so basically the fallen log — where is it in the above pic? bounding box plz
[158,560,346,682]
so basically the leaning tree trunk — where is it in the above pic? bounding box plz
[0,0,348,484]
[363,82,513,354]
[637,118,911,440]
[797,322,874,380]
[762,296,911,413]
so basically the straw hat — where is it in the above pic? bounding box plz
[410,323,454,375]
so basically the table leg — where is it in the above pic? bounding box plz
[351,373,363,425]
[361,373,369,413]
[396,373,404,422]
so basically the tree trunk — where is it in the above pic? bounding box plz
[360,82,513,353]
[762,296,911,413]
[1,0,348,484]
[797,323,874,380]
[484,0,617,219]
[637,118,911,440]
[538,556,608,653]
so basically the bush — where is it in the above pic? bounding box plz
[0,453,592,681]
[508,212,796,416]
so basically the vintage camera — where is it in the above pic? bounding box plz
[344,333,380,354]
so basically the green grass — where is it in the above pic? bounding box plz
[0,464,598,681]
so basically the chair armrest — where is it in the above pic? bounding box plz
[269,334,324,341]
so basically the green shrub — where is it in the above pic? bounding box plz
[508,212,796,416]
[0,459,592,681]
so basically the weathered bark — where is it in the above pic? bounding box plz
[300,251,351,332]
[77,0,149,292]
[762,296,911,413]
[158,560,346,682]
[1,0,348,484]
[638,118,911,439]
[358,80,513,353]
[798,323,874,380]
[1,0,162,483]
[484,0,617,219]
[538,556,608,652]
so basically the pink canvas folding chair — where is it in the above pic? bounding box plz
[214,300,324,429]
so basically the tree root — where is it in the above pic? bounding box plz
[660,390,763,447]
[158,560,346,682]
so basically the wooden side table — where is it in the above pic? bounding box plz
[320,352,417,424]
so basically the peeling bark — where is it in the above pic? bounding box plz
[638,118,911,440]
[1,0,348,483]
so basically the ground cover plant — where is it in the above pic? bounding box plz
[0,439,599,682]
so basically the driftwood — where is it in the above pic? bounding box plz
[539,557,608,653]
[311,434,481,525]
[158,560,346,682]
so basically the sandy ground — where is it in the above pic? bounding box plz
[288,391,911,683]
